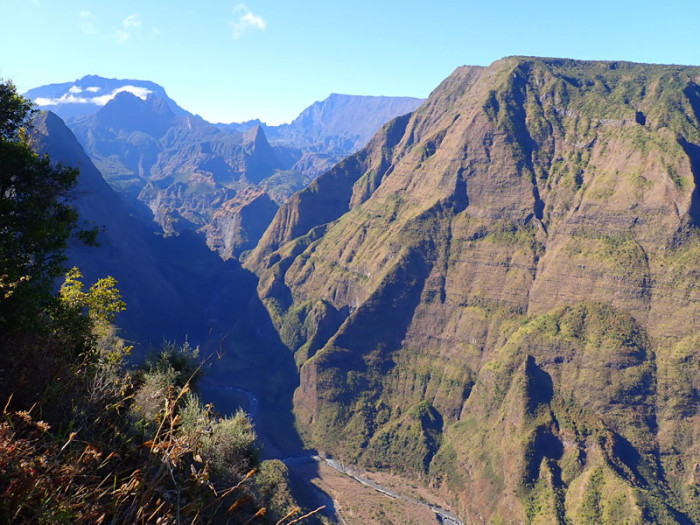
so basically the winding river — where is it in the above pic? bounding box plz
[202,385,464,525]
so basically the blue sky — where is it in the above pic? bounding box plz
[1,0,698,124]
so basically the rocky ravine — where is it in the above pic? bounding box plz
[246,57,700,523]
[29,77,424,261]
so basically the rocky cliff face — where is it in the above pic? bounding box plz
[247,57,700,523]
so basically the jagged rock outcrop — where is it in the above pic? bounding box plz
[69,92,287,258]
[202,189,278,259]
[247,57,700,523]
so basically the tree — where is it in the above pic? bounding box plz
[0,80,79,329]
[60,267,126,326]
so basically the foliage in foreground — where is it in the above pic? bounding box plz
[1,269,313,523]
[0,79,315,523]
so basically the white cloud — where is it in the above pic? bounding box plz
[110,14,142,44]
[34,85,153,107]
[35,94,89,106]
[68,85,82,94]
[34,97,58,106]
[80,10,97,34]
[78,11,146,43]
[85,86,101,93]
[230,4,267,39]
[91,85,153,105]
[123,14,141,29]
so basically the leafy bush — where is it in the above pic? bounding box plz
[142,339,203,389]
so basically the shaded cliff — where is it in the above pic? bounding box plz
[31,110,304,458]
[247,57,700,523]
[31,112,283,368]
[30,110,187,342]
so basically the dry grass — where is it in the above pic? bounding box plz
[0,362,320,524]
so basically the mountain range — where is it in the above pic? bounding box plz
[246,57,700,523]
[27,76,423,259]
[222,93,429,157]
[25,59,700,523]
[25,75,190,120]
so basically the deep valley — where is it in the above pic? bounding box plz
[3,55,700,524]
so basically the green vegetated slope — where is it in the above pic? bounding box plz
[246,57,700,523]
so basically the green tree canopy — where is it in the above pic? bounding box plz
[0,80,79,329]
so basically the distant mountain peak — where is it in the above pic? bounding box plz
[25,75,190,121]
[88,89,176,136]
[97,90,149,117]
[278,93,424,153]
[111,89,142,103]
[242,124,267,144]
[79,73,111,83]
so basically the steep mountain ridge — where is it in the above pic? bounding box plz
[274,93,426,153]
[29,110,305,471]
[32,112,302,434]
[30,110,186,342]
[247,57,700,523]
[31,112,286,362]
